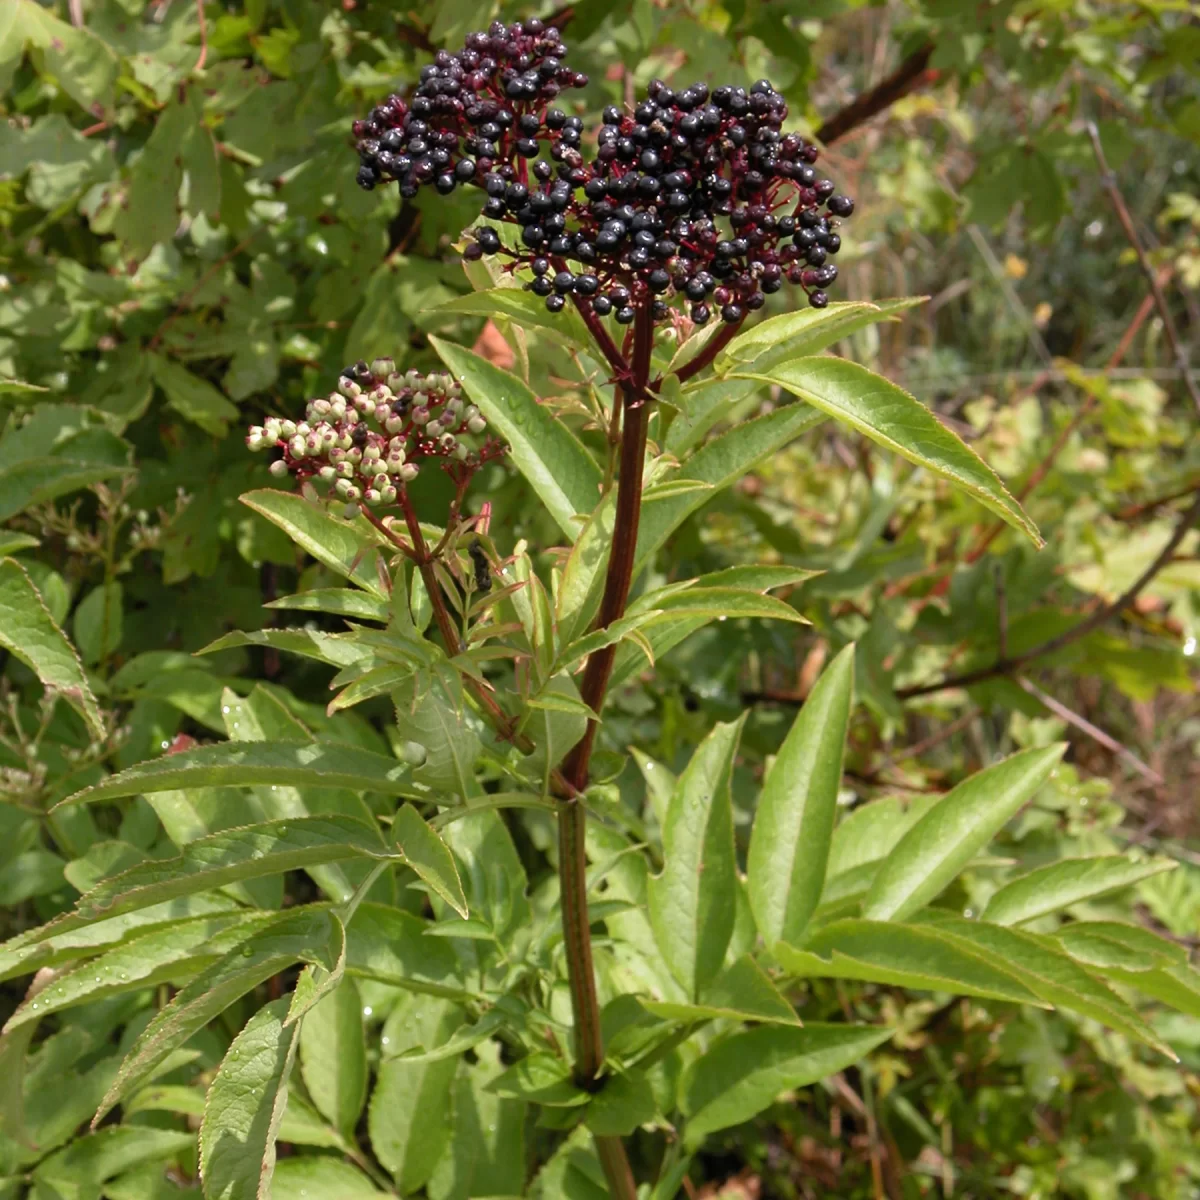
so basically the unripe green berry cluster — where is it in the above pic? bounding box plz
[247,359,505,518]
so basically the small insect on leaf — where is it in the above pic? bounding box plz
[468,538,492,594]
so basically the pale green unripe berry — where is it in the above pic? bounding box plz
[319,465,336,481]
[338,377,362,399]
[343,502,359,519]
[357,395,376,417]
[386,415,405,434]
[412,406,430,425]
[382,484,397,504]
[347,447,362,463]
[338,461,353,477]
[269,459,289,477]
[289,434,306,457]
[280,420,297,438]
[364,488,382,506]
[371,357,395,378]
[468,416,487,434]
[336,478,352,498]
[311,398,331,417]
[330,398,347,420]
[454,442,469,461]
[439,432,457,451]
[399,463,419,482]
[372,472,389,490]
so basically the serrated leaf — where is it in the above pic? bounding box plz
[649,717,744,1000]
[60,742,418,808]
[863,745,1065,922]
[584,1070,657,1136]
[199,997,300,1200]
[429,337,602,540]
[198,627,374,668]
[487,1053,590,1107]
[629,585,807,624]
[747,645,854,946]
[1053,921,1188,972]
[32,1129,194,1197]
[774,919,1046,1005]
[298,978,367,1138]
[150,355,239,436]
[680,1023,894,1146]
[3,913,273,1032]
[0,558,103,739]
[369,996,462,1191]
[273,1158,386,1199]
[343,903,466,1000]
[981,855,1177,926]
[25,818,397,944]
[97,909,342,1124]
[913,913,1176,1058]
[265,588,391,621]
[734,358,1040,545]
[641,954,799,1026]
[716,298,926,372]
[393,804,467,917]
[240,490,387,597]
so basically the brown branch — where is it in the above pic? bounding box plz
[194,0,208,74]
[667,317,745,387]
[899,489,1200,698]
[1087,121,1200,416]
[815,42,937,146]
[1016,676,1163,786]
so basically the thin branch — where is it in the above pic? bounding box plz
[1086,121,1200,416]
[899,489,1200,698]
[193,0,208,74]
[994,562,1008,661]
[1016,676,1163,786]
[666,317,744,387]
[966,224,1054,368]
[814,42,937,146]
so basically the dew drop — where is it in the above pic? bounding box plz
[30,1003,39,1011]
[242,945,254,957]
[160,740,170,750]
[222,705,231,714]
[362,1005,373,1017]
[718,615,727,622]
[95,975,102,983]
[963,908,974,919]
[119,973,128,980]
[278,825,287,836]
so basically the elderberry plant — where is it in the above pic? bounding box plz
[3,20,1198,1200]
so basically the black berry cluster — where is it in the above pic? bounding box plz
[353,32,854,323]
[247,359,505,517]
[352,19,588,197]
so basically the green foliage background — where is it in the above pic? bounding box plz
[1,0,1199,1196]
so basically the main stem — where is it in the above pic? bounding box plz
[557,304,654,1200]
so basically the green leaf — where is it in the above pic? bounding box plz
[681,1023,894,1146]
[774,919,1046,1005]
[629,585,808,625]
[426,1047,527,1200]
[199,997,300,1200]
[432,286,591,345]
[265,588,391,621]
[0,894,243,984]
[981,855,1177,926]
[32,1129,195,1198]
[487,1053,590,1107]
[863,745,1065,922]
[633,404,826,577]
[716,298,926,373]
[72,580,124,665]
[240,490,387,597]
[1102,963,1200,1019]
[25,818,397,943]
[149,355,239,436]
[734,358,1041,545]
[556,487,616,645]
[429,337,602,540]
[97,908,343,1124]
[641,954,799,1026]
[298,978,367,1139]
[913,913,1176,1058]
[747,645,854,946]
[273,1158,386,1199]
[649,717,744,1000]
[0,558,103,739]
[368,996,463,1192]
[198,627,374,669]
[585,1070,657,1136]
[393,804,468,918]
[343,903,466,1000]
[393,668,480,798]
[1052,921,1187,973]
[60,741,419,808]
[2,912,271,1031]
